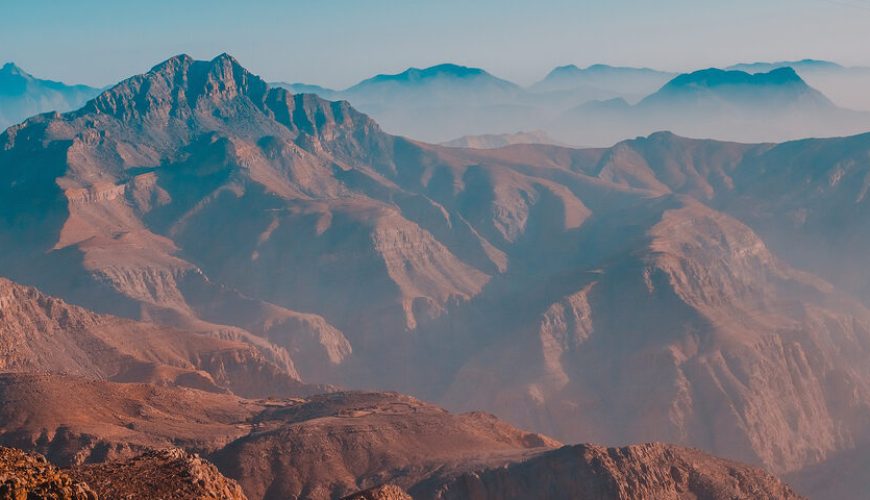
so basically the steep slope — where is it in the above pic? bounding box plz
[441,197,870,473]
[0,277,318,398]
[71,448,247,500]
[0,63,100,131]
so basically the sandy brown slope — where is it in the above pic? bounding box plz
[0,373,260,466]
[209,391,559,500]
[0,277,321,398]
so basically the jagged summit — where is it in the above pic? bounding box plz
[0,62,27,77]
[84,52,270,120]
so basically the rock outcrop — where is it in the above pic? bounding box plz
[0,447,96,499]
[417,443,804,500]
[341,485,412,500]
[71,448,246,500]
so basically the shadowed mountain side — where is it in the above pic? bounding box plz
[439,197,870,473]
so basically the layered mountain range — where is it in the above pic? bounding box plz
[271,60,870,145]
[1,53,869,498]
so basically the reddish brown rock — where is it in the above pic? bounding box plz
[341,484,412,500]
[0,447,96,499]
[71,448,246,500]
[419,443,804,500]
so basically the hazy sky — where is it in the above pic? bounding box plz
[2,0,870,88]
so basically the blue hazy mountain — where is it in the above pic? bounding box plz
[531,64,675,102]
[639,67,833,109]
[553,67,870,145]
[727,59,845,74]
[269,82,339,99]
[728,60,870,111]
[0,62,101,131]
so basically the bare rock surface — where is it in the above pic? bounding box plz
[416,443,804,500]
[341,484,412,500]
[0,447,96,499]
[71,448,246,500]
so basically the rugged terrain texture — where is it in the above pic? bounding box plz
[0,277,319,399]
[71,448,246,499]
[0,373,260,466]
[417,443,804,500]
[210,391,558,500]
[340,485,412,500]
[0,447,96,499]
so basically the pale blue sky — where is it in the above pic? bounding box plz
[2,0,869,88]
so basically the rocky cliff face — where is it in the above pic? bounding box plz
[418,443,804,500]
[0,277,321,399]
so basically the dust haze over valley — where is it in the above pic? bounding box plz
[3,2,870,499]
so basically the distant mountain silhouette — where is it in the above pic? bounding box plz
[531,63,675,101]
[640,67,833,109]
[0,62,100,131]
[554,67,870,144]
[728,59,870,111]
[728,59,845,74]
[440,130,567,149]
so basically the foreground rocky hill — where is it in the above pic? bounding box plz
[0,447,96,499]
[71,448,247,499]
[0,392,802,500]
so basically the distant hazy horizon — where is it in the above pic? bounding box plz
[2,0,870,88]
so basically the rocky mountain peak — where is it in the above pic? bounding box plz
[84,52,269,120]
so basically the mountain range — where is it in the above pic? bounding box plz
[3,53,870,498]
[0,62,101,131]
[269,60,870,145]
